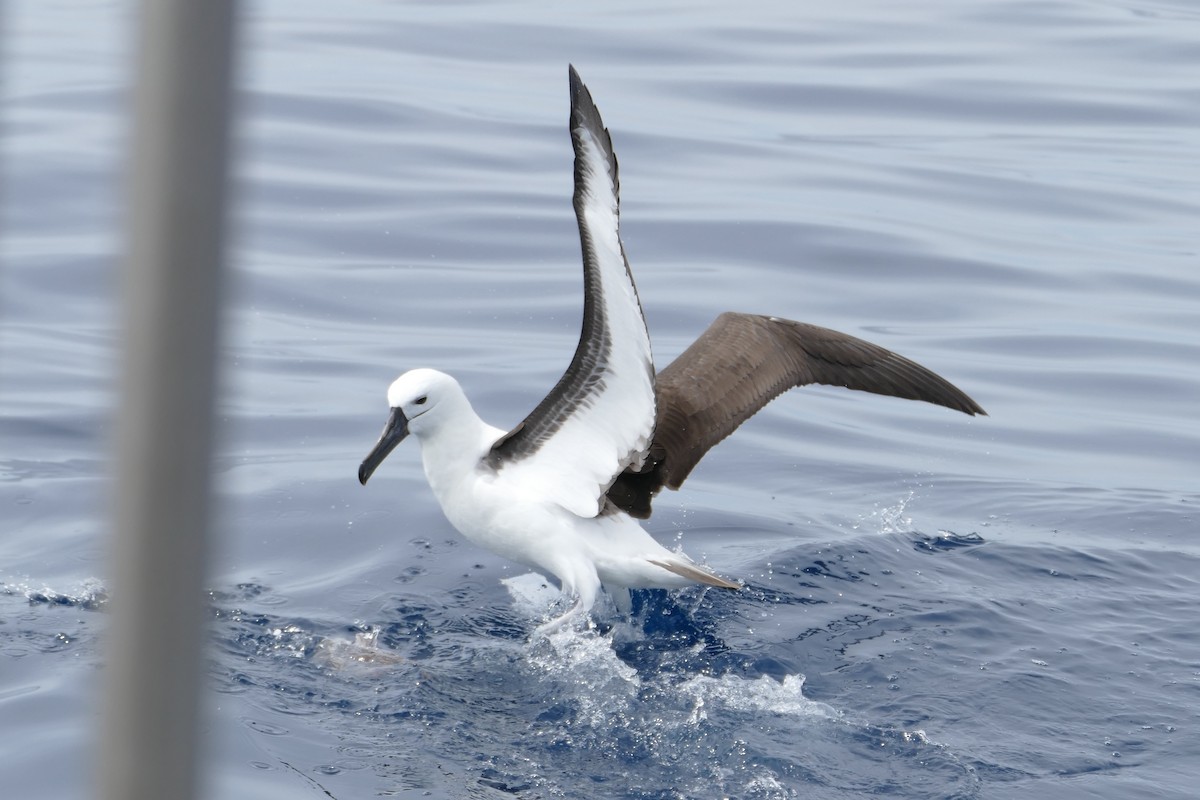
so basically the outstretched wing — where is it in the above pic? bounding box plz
[605,312,985,518]
[487,66,655,518]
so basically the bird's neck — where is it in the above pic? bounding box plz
[415,400,502,504]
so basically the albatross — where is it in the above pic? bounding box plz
[359,66,985,631]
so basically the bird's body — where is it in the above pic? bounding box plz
[372,369,732,631]
[359,67,984,632]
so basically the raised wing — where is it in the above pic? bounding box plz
[487,66,655,518]
[605,312,985,518]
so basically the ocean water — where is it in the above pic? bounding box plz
[2,1,1199,798]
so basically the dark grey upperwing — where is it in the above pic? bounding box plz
[486,66,656,518]
[605,312,986,518]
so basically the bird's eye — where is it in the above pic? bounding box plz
[415,396,428,405]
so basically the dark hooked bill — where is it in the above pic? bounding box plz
[358,407,409,485]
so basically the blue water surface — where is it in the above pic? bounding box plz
[3,1,1199,798]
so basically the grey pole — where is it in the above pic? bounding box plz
[100,3,237,800]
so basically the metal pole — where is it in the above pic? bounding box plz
[100,3,236,800]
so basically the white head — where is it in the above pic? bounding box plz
[358,368,464,484]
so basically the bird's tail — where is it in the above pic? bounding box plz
[648,558,740,589]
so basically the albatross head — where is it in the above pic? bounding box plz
[358,368,461,485]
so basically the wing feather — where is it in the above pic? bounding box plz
[605,312,985,518]
[487,66,655,518]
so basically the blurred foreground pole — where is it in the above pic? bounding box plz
[100,3,236,800]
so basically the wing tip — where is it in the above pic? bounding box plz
[929,379,987,417]
[567,65,610,149]
[763,313,988,418]
[963,399,988,417]
[568,64,594,124]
